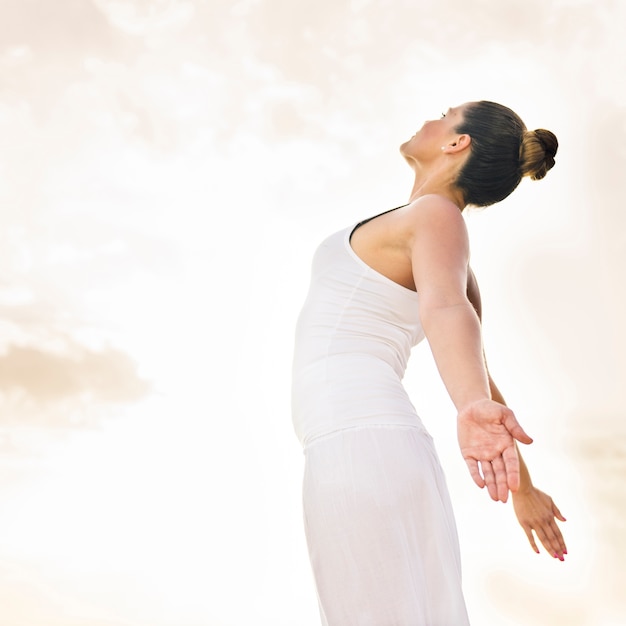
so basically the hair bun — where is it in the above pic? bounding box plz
[520,128,558,180]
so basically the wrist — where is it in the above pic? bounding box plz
[456,395,496,415]
[513,481,534,497]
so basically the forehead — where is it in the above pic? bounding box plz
[448,103,471,115]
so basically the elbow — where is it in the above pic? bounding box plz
[419,296,473,320]
[418,298,479,335]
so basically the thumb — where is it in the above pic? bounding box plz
[502,411,533,445]
[552,501,567,522]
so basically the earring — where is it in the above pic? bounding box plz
[441,146,446,151]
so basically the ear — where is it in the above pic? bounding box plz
[442,134,471,154]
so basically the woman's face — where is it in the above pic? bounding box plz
[400,103,471,162]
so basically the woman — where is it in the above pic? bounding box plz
[291,101,567,625]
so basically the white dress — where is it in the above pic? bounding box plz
[291,213,471,626]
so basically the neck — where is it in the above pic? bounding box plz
[407,161,466,209]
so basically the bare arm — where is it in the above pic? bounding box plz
[487,377,533,492]
[467,267,567,560]
[492,377,567,560]
[409,196,531,503]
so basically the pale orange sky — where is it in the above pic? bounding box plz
[0,1,624,624]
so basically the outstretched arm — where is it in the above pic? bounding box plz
[409,197,531,503]
[467,268,567,560]
[490,377,567,560]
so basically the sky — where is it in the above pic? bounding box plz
[0,0,625,624]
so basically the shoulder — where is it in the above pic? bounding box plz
[401,194,468,245]
[407,195,471,293]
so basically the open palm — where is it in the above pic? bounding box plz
[457,399,533,502]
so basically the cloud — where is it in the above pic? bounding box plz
[0,0,116,58]
[0,561,133,626]
[0,0,138,112]
[239,0,602,87]
[0,341,151,427]
[586,99,626,223]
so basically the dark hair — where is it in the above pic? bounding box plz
[454,101,558,207]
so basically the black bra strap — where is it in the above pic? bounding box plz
[349,203,409,241]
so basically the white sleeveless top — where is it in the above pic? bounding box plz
[291,222,427,447]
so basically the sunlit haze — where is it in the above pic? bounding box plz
[0,1,624,624]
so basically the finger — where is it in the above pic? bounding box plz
[549,519,568,555]
[537,505,568,556]
[502,445,520,493]
[552,501,567,522]
[502,411,533,445]
[481,461,498,501]
[533,525,557,558]
[523,526,540,554]
[465,458,485,489]
[491,455,509,503]
[536,522,565,561]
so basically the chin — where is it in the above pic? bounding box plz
[400,137,420,161]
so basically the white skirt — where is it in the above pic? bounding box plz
[302,425,470,626]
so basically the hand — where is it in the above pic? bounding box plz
[457,399,533,503]
[513,486,567,560]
